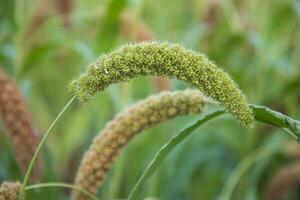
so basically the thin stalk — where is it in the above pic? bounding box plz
[19,96,76,200]
[25,182,100,200]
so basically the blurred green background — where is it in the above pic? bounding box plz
[0,0,300,199]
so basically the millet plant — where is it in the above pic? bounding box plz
[8,42,299,200]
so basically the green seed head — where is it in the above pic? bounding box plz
[70,42,253,126]
[0,182,21,200]
[72,90,208,200]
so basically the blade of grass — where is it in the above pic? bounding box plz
[127,109,226,200]
[19,96,76,200]
[251,104,300,141]
[25,182,100,200]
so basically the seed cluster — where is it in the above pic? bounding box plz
[69,42,253,126]
[120,12,171,92]
[72,90,209,200]
[0,70,42,182]
[0,182,21,200]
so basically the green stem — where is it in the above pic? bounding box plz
[25,182,100,200]
[19,97,76,200]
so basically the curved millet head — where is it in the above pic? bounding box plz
[69,42,254,126]
[72,90,209,200]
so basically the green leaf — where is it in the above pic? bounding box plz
[251,104,300,141]
[127,109,226,200]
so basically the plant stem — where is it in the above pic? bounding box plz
[19,96,76,200]
[25,182,100,200]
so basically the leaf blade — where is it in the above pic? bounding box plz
[251,104,300,141]
[127,109,226,200]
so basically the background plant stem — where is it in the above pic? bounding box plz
[19,96,76,200]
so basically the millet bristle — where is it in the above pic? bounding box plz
[0,69,42,182]
[0,182,21,200]
[72,90,209,200]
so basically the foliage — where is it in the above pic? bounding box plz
[0,0,300,199]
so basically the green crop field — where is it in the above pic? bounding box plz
[0,0,300,199]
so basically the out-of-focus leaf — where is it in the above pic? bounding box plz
[20,43,59,76]
[218,132,285,200]
[0,0,16,72]
[96,0,127,53]
[283,75,300,95]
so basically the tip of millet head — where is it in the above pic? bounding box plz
[235,104,254,127]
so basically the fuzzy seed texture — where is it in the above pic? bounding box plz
[0,70,42,182]
[70,42,253,126]
[72,90,208,200]
[0,182,21,200]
